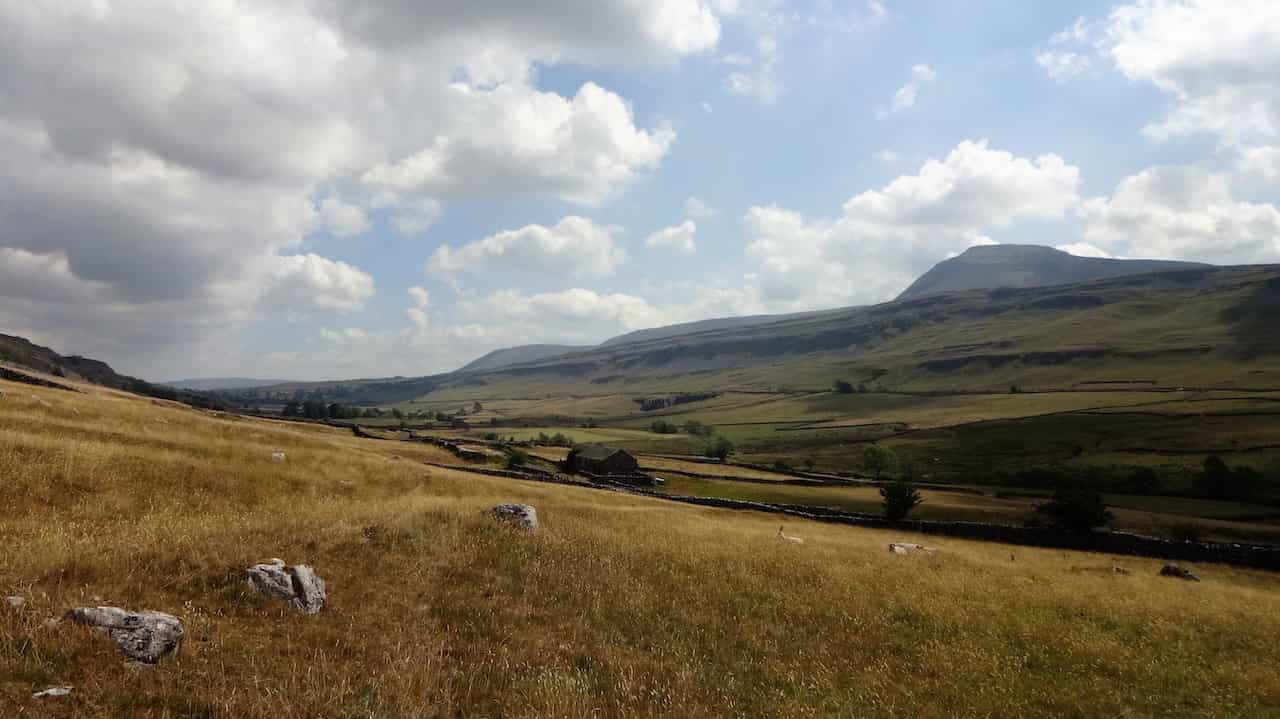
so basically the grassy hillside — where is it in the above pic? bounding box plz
[5,377,1280,717]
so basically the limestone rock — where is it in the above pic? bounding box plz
[271,451,287,462]
[244,559,326,614]
[32,686,73,699]
[1159,564,1200,581]
[888,542,935,555]
[490,503,538,531]
[63,607,184,663]
[4,595,25,609]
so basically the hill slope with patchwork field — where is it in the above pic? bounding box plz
[3,374,1280,717]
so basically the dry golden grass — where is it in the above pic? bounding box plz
[3,379,1280,718]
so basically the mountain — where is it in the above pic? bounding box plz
[422,264,1280,396]
[162,377,294,391]
[458,344,590,373]
[218,263,1280,406]
[897,244,1208,300]
[459,246,1207,374]
[0,333,229,408]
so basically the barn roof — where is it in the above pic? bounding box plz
[575,445,630,461]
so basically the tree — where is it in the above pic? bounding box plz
[1195,455,1258,500]
[473,401,483,414]
[1034,488,1113,532]
[862,444,898,480]
[682,420,713,437]
[832,380,855,394]
[705,436,735,461]
[880,481,923,521]
[650,420,678,434]
[504,448,528,469]
[1128,466,1161,495]
[282,401,301,417]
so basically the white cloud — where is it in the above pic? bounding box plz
[319,196,371,237]
[1036,51,1092,82]
[407,286,431,308]
[645,221,698,254]
[724,34,782,104]
[1055,242,1113,259]
[259,254,376,315]
[685,196,716,219]
[1080,166,1280,264]
[360,82,674,206]
[740,140,1082,309]
[427,216,626,278]
[1236,145,1280,186]
[874,149,899,164]
[1101,0,1280,146]
[883,64,937,115]
[0,0,718,374]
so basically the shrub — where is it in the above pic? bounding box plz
[880,481,923,521]
[504,448,529,469]
[832,380,855,394]
[682,420,713,437]
[705,436,735,461]
[650,420,678,434]
[861,444,898,480]
[1128,466,1161,495]
[1034,488,1113,532]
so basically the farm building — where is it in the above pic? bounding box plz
[565,445,639,475]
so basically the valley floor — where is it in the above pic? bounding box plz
[4,378,1280,717]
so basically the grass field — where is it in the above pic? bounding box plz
[6,377,1280,717]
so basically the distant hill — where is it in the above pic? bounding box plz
[221,264,1280,405]
[0,333,228,408]
[600,310,838,347]
[458,345,590,373]
[897,244,1208,300]
[162,377,294,391]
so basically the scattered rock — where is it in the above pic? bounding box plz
[1112,566,1130,575]
[1159,564,1200,581]
[888,542,935,555]
[5,595,26,609]
[244,559,326,614]
[32,686,73,699]
[271,451,287,462]
[63,607,184,663]
[489,503,538,531]
[777,526,804,544]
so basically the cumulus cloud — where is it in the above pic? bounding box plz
[645,221,698,254]
[320,196,371,237]
[1102,0,1280,146]
[739,140,1081,308]
[427,216,625,278]
[0,0,712,374]
[883,64,936,115]
[259,254,376,314]
[1080,166,1280,264]
[360,82,674,205]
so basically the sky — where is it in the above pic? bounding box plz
[1,0,1278,381]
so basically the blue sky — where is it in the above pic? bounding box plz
[0,1,1276,380]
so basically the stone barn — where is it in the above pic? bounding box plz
[565,445,639,475]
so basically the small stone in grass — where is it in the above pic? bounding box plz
[33,686,73,699]
[489,503,538,531]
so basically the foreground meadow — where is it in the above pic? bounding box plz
[3,378,1280,717]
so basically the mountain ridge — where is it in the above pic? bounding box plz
[897,244,1208,300]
